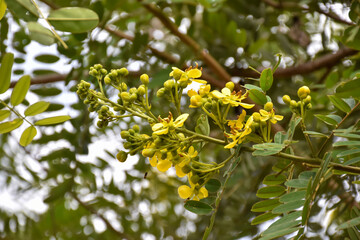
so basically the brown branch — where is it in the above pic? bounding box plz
[10,74,68,88]
[262,0,355,26]
[72,193,134,240]
[231,47,358,79]
[140,2,232,83]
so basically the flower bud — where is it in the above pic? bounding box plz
[118,67,129,77]
[104,76,111,85]
[179,80,188,88]
[290,100,298,108]
[121,82,127,91]
[253,112,261,122]
[157,88,165,97]
[190,95,202,107]
[121,130,130,139]
[116,151,128,162]
[137,86,146,95]
[130,93,138,102]
[142,148,156,158]
[164,80,175,90]
[306,103,312,110]
[132,125,140,132]
[297,86,310,99]
[303,95,311,104]
[140,74,149,85]
[190,174,200,184]
[121,92,130,101]
[264,102,273,111]
[225,81,235,91]
[182,165,191,174]
[282,95,291,105]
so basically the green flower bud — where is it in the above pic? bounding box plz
[290,100,298,108]
[190,174,200,184]
[121,82,127,91]
[118,67,129,77]
[182,165,191,174]
[157,88,165,97]
[282,95,291,104]
[121,130,130,139]
[303,95,311,104]
[128,129,135,135]
[132,125,140,132]
[140,74,149,85]
[123,142,132,149]
[116,151,128,162]
[130,93,138,102]
[121,92,130,101]
[94,64,103,70]
[104,76,111,85]
[137,86,146,95]
[164,80,175,90]
[100,69,107,75]
[179,80,188,88]
[306,103,312,110]
[142,148,156,158]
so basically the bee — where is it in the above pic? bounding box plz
[144,172,148,179]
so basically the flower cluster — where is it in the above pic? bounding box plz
[77,64,288,201]
[283,86,312,117]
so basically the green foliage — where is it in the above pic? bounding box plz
[1,0,360,239]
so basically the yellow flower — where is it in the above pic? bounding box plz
[225,110,253,149]
[187,84,211,108]
[149,151,173,172]
[170,65,207,85]
[211,88,254,109]
[178,185,192,199]
[175,146,198,177]
[152,112,189,135]
[259,109,283,124]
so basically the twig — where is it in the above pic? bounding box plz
[72,193,133,240]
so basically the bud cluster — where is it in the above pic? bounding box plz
[283,86,312,115]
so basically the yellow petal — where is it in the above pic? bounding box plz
[211,90,224,99]
[175,165,186,178]
[221,87,231,96]
[188,89,197,97]
[193,79,207,84]
[274,115,284,121]
[239,102,255,109]
[199,187,208,199]
[259,109,269,116]
[149,155,158,167]
[187,69,202,78]
[174,113,189,127]
[178,185,192,199]
[157,159,172,172]
[224,140,237,149]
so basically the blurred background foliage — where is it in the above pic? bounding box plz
[0,0,360,239]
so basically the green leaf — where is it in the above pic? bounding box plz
[34,54,60,64]
[334,133,360,139]
[48,7,99,33]
[10,75,30,106]
[335,78,360,98]
[342,26,360,51]
[287,117,301,140]
[0,110,11,122]
[43,178,73,203]
[344,156,360,166]
[272,200,305,214]
[0,0,6,20]
[19,126,37,146]
[325,71,339,88]
[205,179,221,193]
[315,114,342,126]
[27,22,56,46]
[259,227,301,240]
[337,148,360,158]
[0,52,14,94]
[253,143,285,156]
[298,171,316,180]
[260,68,273,92]
[285,179,309,189]
[256,186,285,198]
[262,219,301,236]
[303,131,327,138]
[184,200,213,215]
[333,141,360,147]
[0,118,23,134]
[263,174,286,186]
[274,131,287,144]
[5,0,38,21]
[248,89,267,105]
[251,199,281,212]
[337,216,360,230]
[279,190,306,203]
[31,87,62,96]
[264,211,302,235]
[34,115,71,126]
[195,114,210,136]
[244,84,263,92]
[328,95,351,113]
[25,101,50,116]
[251,212,279,225]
